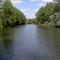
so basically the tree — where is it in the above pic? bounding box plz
[53,0,60,12]
[1,0,26,27]
[48,0,60,27]
[49,12,60,24]
[53,0,60,2]
[36,3,55,24]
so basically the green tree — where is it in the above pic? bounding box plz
[48,0,60,27]
[1,0,26,27]
[36,3,55,24]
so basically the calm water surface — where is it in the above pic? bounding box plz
[0,24,60,60]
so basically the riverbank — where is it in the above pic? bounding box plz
[37,23,54,28]
[38,23,60,28]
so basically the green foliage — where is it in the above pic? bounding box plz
[49,12,60,25]
[27,18,37,24]
[36,3,55,24]
[36,2,60,27]
[48,0,60,26]
[0,0,26,28]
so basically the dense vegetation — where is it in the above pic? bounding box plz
[0,0,26,29]
[0,0,60,28]
[27,18,37,24]
[36,0,60,27]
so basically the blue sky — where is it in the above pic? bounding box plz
[11,0,53,19]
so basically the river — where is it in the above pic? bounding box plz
[0,24,60,60]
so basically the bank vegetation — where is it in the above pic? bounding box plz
[35,0,60,28]
[0,0,26,29]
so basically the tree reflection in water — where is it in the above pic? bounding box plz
[1,27,14,49]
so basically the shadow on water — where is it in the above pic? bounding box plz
[37,26,60,59]
[52,28,60,59]
[0,27,15,60]
[0,27,14,49]
[2,39,13,49]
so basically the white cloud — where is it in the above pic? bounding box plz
[34,8,40,13]
[22,10,36,19]
[35,9,38,12]
[11,0,22,4]
[20,9,26,12]
[30,0,53,2]
[37,0,53,8]
[37,3,46,7]
[19,8,36,19]
[42,0,53,2]
[30,0,38,2]
[26,13,36,19]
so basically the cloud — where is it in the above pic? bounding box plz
[42,0,53,3]
[36,0,53,8]
[21,10,36,19]
[26,13,36,19]
[37,3,46,7]
[30,0,38,2]
[11,0,22,4]
[34,8,40,13]
[35,9,38,12]
[18,8,26,14]
[30,0,53,2]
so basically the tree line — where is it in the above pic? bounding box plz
[0,0,26,29]
[35,0,60,27]
[0,0,60,28]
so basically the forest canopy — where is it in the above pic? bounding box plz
[0,0,26,28]
[35,0,60,27]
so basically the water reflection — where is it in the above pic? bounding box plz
[0,27,14,60]
[37,27,60,59]
[52,28,60,59]
[1,27,14,49]
[0,25,60,60]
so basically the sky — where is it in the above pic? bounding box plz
[11,0,53,19]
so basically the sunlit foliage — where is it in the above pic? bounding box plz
[0,0,26,28]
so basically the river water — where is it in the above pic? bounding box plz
[0,24,60,60]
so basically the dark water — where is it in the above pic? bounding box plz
[0,24,60,60]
